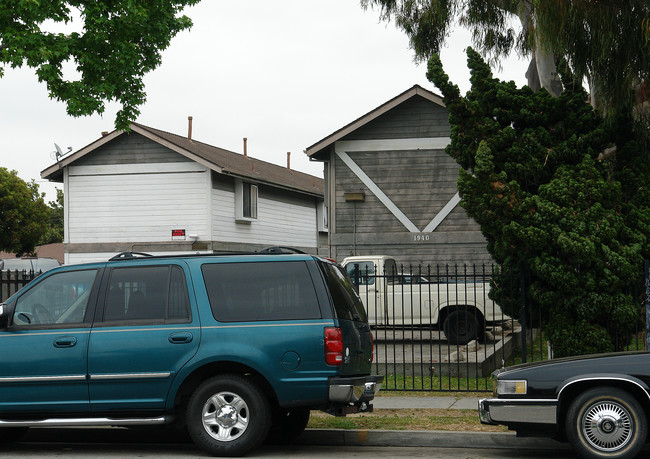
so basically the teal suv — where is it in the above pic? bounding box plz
[0,252,382,456]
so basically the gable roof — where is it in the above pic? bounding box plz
[42,122,323,197]
[305,84,444,160]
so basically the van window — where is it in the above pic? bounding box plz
[321,263,367,322]
[201,261,321,322]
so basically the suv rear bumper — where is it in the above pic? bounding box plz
[328,375,383,404]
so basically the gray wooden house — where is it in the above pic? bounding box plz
[305,85,491,266]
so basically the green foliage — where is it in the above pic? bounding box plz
[0,0,198,130]
[427,49,650,357]
[38,188,64,245]
[0,168,49,255]
[362,0,650,124]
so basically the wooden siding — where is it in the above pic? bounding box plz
[342,96,450,141]
[67,163,210,243]
[75,131,193,165]
[211,175,318,249]
[335,149,460,232]
[330,145,491,266]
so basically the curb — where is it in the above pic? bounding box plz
[298,429,572,450]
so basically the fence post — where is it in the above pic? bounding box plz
[645,259,649,351]
[520,266,527,363]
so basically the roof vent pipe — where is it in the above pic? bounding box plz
[187,116,193,141]
[287,152,291,170]
[243,137,248,158]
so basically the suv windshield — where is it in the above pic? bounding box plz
[321,262,367,322]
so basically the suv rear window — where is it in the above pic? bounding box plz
[321,263,367,322]
[201,261,322,322]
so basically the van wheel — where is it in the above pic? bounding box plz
[186,375,271,456]
[266,408,310,444]
[443,309,479,345]
[566,387,647,459]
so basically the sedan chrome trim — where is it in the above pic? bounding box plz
[90,372,171,380]
[479,398,558,425]
[0,416,171,427]
[558,376,650,403]
[0,375,86,383]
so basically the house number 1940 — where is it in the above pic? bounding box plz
[413,234,430,242]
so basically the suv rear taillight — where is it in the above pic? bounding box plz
[324,327,343,366]
[371,331,375,363]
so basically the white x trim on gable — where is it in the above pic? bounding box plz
[335,138,458,233]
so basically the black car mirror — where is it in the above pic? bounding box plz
[0,303,7,328]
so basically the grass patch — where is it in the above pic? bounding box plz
[380,374,493,392]
[307,408,506,432]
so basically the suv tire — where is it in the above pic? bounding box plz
[186,374,271,456]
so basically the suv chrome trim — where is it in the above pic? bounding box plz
[0,375,86,383]
[90,372,171,380]
[0,416,170,427]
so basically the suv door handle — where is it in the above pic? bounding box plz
[53,336,77,348]
[169,332,193,344]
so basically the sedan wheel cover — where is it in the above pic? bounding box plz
[582,401,633,452]
[201,391,250,442]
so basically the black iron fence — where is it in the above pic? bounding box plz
[2,262,648,393]
[347,262,649,392]
[1,270,38,302]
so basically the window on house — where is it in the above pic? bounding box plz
[317,201,328,232]
[243,182,258,218]
[235,179,258,222]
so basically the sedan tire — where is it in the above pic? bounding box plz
[566,387,647,459]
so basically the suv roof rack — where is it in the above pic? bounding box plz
[106,248,310,262]
[258,246,306,254]
[109,252,154,261]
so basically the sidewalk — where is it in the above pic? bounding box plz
[371,395,481,410]
[299,395,573,451]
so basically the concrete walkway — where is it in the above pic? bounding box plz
[371,395,481,410]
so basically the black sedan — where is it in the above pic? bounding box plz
[479,351,650,459]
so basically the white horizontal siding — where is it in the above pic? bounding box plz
[67,164,210,243]
[211,188,317,247]
[65,250,212,265]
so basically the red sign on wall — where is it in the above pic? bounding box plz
[171,229,186,240]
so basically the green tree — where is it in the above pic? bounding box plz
[39,188,64,245]
[426,49,650,357]
[0,168,49,255]
[0,0,199,130]
[361,1,649,121]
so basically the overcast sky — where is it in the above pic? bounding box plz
[1,0,528,202]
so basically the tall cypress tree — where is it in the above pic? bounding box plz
[427,48,650,357]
